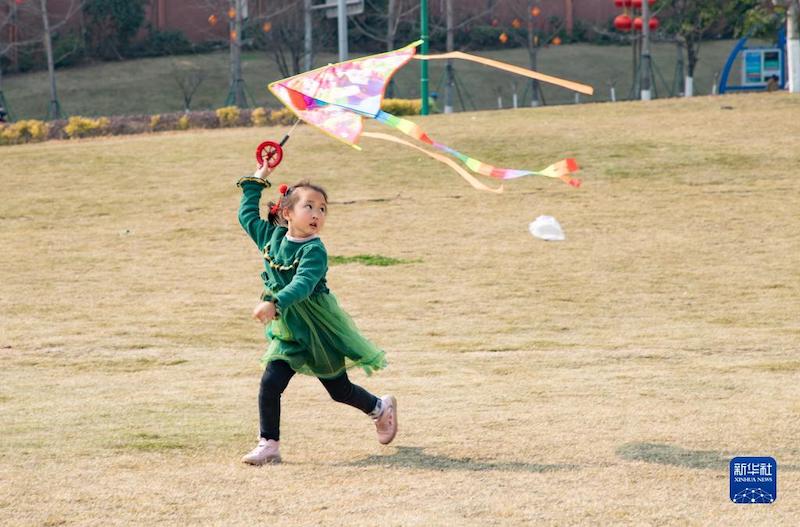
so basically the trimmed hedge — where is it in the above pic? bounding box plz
[382,98,422,116]
[0,101,419,146]
[0,120,49,145]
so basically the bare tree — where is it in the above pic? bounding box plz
[200,0,303,103]
[172,60,207,112]
[349,0,418,51]
[254,0,306,78]
[502,0,565,106]
[197,0,248,106]
[1,0,82,119]
[40,0,61,118]
[228,0,246,106]
[0,3,12,115]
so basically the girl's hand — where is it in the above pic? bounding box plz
[252,301,277,324]
[254,163,272,181]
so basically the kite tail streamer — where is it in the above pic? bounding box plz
[413,51,594,96]
[362,132,503,194]
[374,110,581,187]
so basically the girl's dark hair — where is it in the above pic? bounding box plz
[267,179,329,226]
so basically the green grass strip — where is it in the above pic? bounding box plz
[329,254,420,267]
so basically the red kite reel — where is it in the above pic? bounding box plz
[255,141,284,169]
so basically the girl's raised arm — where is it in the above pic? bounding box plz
[237,167,274,249]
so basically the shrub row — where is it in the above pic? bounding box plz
[0,107,295,146]
[0,99,424,146]
[381,98,421,116]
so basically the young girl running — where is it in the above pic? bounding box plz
[237,164,397,465]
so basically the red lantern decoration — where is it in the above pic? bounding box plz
[632,0,655,6]
[649,16,660,30]
[499,32,509,44]
[614,0,624,7]
[531,6,541,17]
[622,0,634,6]
[633,17,643,31]
[614,14,632,32]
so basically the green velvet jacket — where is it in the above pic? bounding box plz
[237,179,329,311]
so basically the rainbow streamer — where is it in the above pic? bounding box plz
[375,110,581,186]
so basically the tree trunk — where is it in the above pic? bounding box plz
[640,0,651,100]
[0,61,6,121]
[674,41,686,96]
[528,1,541,106]
[385,0,398,97]
[304,0,312,71]
[564,0,573,36]
[9,0,20,72]
[39,0,62,119]
[444,0,454,113]
[386,0,397,51]
[683,36,700,97]
[229,0,246,107]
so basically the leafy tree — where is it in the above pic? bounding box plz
[656,0,761,95]
[739,1,786,37]
[83,0,145,60]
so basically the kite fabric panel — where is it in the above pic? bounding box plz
[269,42,419,147]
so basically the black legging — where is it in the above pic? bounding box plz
[259,359,379,441]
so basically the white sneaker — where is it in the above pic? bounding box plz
[373,395,397,445]
[241,438,281,465]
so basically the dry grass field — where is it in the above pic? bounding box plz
[1,92,799,525]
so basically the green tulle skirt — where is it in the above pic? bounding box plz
[261,292,387,378]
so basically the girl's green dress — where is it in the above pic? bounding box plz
[237,179,387,378]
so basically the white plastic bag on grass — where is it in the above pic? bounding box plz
[529,215,565,241]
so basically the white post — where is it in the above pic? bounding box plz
[684,76,694,97]
[337,0,348,62]
[788,1,800,92]
[640,0,652,100]
[497,95,503,109]
[610,86,616,102]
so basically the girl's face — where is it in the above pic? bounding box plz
[283,188,327,238]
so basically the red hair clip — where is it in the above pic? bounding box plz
[270,184,289,215]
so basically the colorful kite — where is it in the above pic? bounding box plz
[263,41,592,191]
